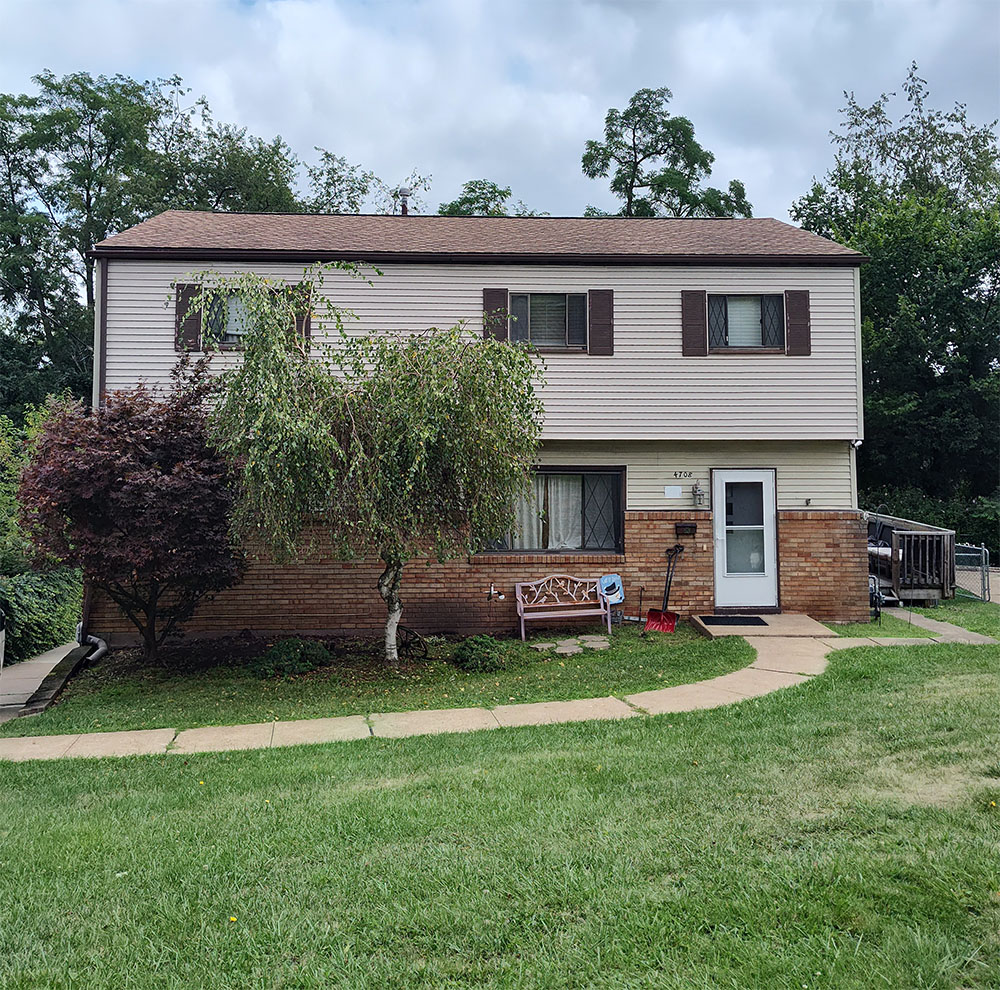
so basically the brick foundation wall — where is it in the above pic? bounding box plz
[777,510,870,622]
[88,509,868,646]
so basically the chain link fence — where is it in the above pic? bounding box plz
[955,543,991,601]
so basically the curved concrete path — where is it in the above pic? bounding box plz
[0,614,993,763]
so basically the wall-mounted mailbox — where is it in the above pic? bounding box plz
[675,522,697,537]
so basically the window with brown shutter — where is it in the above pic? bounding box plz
[683,289,812,356]
[488,288,613,353]
[784,290,811,355]
[174,283,202,352]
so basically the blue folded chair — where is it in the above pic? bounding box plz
[599,573,625,606]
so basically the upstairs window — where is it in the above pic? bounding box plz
[509,293,588,349]
[204,292,251,349]
[496,468,624,553]
[708,294,785,350]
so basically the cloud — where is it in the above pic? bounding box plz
[0,0,995,219]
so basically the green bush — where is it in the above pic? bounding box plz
[0,567,82,664]
[0,414,32,575]
[451,634,506,674]
[249,638,331,679]
[862,485,1000,557]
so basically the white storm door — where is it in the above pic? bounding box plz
[713,469,777,608]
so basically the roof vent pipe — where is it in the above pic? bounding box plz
[396,186,412,216]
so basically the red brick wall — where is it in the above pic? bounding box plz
[88,509,868,645]
[777,510,870,621]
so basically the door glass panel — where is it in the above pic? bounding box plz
[725,482,763,526]
[726,528,765,573]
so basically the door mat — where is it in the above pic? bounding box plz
[698,615,768,626]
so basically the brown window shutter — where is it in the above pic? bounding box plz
[681,290,708,356]
[174,283,202,352]
[587,289,614,355]
[784,290,811,356]
[483,288,509,340]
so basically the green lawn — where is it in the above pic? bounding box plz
[1,641,998,988]
[0,623,752,737]
[915,596,1000,639]
[825,611,938,638]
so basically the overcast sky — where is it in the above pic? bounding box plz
[1,0,997,221]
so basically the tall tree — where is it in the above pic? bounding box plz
[203,266,544,662]
[582,87,752,218]
[0,71,305,421]
[790,65,1000,504]
[305,151,430,214]
[438,179,541,217]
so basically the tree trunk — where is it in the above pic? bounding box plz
[142,582,159,661]
[377,555,404,664]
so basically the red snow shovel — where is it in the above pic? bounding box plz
[644,544,685,634]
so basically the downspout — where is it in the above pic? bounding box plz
[76,582,108,664]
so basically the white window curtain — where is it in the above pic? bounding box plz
[225,293,251,342]
[512,475,545,550]
[546,474,582,550]
[511,474,582,550]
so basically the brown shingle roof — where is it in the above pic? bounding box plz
[92,210,863,265]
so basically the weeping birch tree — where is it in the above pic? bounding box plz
[198,266,544,662]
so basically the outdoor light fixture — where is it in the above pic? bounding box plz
[691,482,705,507]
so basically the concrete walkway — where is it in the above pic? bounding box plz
[0,615,993,763]
[0,642,78,724]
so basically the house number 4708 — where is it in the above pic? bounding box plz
[673,471,693,479]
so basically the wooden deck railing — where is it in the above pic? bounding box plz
[868,513,956,601]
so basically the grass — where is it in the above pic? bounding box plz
[825,611,938,638]
[1,641,998,987]
[0,622,752,737]
[914,596,1000,639]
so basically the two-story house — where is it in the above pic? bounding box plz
[86,211,869,645]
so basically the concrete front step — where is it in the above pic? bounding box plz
[690,613,831,639]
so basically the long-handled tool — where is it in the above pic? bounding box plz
[644,544,684,634]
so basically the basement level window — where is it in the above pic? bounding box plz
[509,293,587,349]
[708,294,784,349]
[495,468,624,553]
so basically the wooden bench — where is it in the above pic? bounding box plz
[514,574,612,641]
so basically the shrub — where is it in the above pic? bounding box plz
[19,358,246,659]
[862,485,1000,557]
[0,414,32,576]
[0,567,82,664]
[451,634,506,674]
[250,638,331,679]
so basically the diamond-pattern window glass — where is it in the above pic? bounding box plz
[583,473,617,550]
[761,294,785,348]
[708,295,728,349]
[204,293,227,345]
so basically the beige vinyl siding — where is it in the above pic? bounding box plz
[538,440,856,510]
[100,260,862,441]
